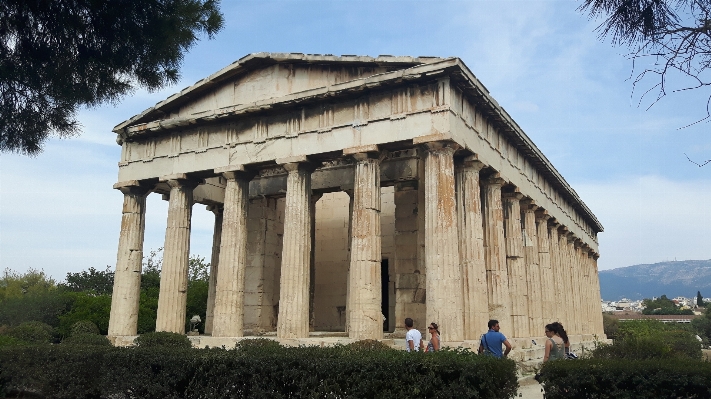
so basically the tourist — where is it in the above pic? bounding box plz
[543,323,565,362]
[404,317,423,352]
[425,322,440,352]
[550,321,572,356]
[478,319,512,358]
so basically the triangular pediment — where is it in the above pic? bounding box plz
[113,53,444,132]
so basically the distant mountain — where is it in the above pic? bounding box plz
[598,260,711,301]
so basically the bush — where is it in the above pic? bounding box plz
[0,335,24,348]
[134,331,192,349]
[592,319,702,360]
[6,321,55,344]
[0,344,519,399]
[234,337,283,351]
[539,358,711,399]
[346,339,395,351]
[62,333,111,347]
[70,320,100,336]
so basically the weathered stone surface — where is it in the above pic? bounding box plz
[456,158,488,340]
[211,171,251,337]
[204,205,223,335]
[277,163,313,339]
[483,176,512,331]
[503,192,528,338]
[522,202,543,337]
[156,178,199,334]
[423,142,463,343]
[348,153,383,340]
[108,184,150,337]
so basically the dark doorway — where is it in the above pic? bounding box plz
[381,259,389,332]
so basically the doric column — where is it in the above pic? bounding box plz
[558,229,574,333]
[591,253,605,336]
[211,167,253,337]
[483,174,511,330]
[573,240,585,335]
[108,182,150,337]
[548,222,563,323]
[579,245,592,335]
[309,192,323,332]
[522,201,543,337]
[346,147,383,340]
[503,191,529,338]
[536,212,554,325]
[423,142,463,343]
[156,176,200,333]
[455,156,488,340]
[204,204,223,335]
[277,160,314,339]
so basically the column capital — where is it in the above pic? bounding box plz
[457,154,486,171]
[418,139,461,154]
[206,204,224,215]
[343,144,379,156]
[502,191,524,202]
[214,164,256,181]
[521,198,538,212]
[484,173,506,187]
[113,180,152,196]
[159,174,202,189]
[277,156,317,173]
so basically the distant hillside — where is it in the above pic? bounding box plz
[599,260,711,301]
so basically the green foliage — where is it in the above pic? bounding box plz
[60,266,114,295]
[134,331,192,349]
[539,358,711,399]
[346,339,395,351]
[591,320,701,360]
[234,337,283,351]
[602,312,619,339]
[0,335,24,348]
[69,320,100,336]
[62,333,111,347]
[692,305,711,345]
[0,0,224,155]
[0,345,519,399]
[698,291,704,307]
[57,292,111,337]
[0,268,56,301]
[642,294,693,315]
[5,321,55,344]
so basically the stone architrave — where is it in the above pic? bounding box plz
[455,156,488,340]
[108,182,150,337]
[156,176,200,333]
[211,168,252,337]
[422,142,463,343]
[277,161,314,339]
[522,201,543,337]
[204,204,223,335]
[483,175,512,330]
[503,191,529,338]
[535,212,554,325]
[346,148,383,340]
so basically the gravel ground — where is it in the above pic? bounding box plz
[516,376,544,399]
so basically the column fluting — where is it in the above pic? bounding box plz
[522,202,543,337]
[503,192,529,338]
[204,204,223,335]
[483,175,512,331]
[108,184,150,337]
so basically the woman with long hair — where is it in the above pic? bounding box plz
[550,321,571,355]
[425,322,440,352]
[543,323,565,362]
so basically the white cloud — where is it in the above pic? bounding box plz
[575,175,711,270]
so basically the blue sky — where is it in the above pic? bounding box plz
[2,0,710,281]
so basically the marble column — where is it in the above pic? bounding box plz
[536,212,554,325]
[548,222,563,323]
[309,193,323,332]
[559,230,574,333]
[347,150,383,340]
[522,201,543,337]
[204,205,223,335]
[211,169,252,337]
[277,161,314,339]
[580,245,592,335]
[503,192,529,338]
[592,253,605,336]
[108,182,150,337]
[573,240,585,335]
[423,142,463,343]
[455,156,488,340]
[156,176,199,333]
[483,175,511,330]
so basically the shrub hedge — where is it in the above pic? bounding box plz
[0,345,518,399]
[539,358,711,399]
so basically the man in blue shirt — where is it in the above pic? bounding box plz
[478,319,512,358]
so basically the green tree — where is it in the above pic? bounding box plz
[692,305,711,343]
[60,266,114,295]
[642,294,693,315]
[0,269,67,328]
[579,0,711,139]
[697,291,704,307]
[0,0,223,155]
[57,292,112,336]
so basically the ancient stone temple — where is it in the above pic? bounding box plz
[107,53,605,357]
